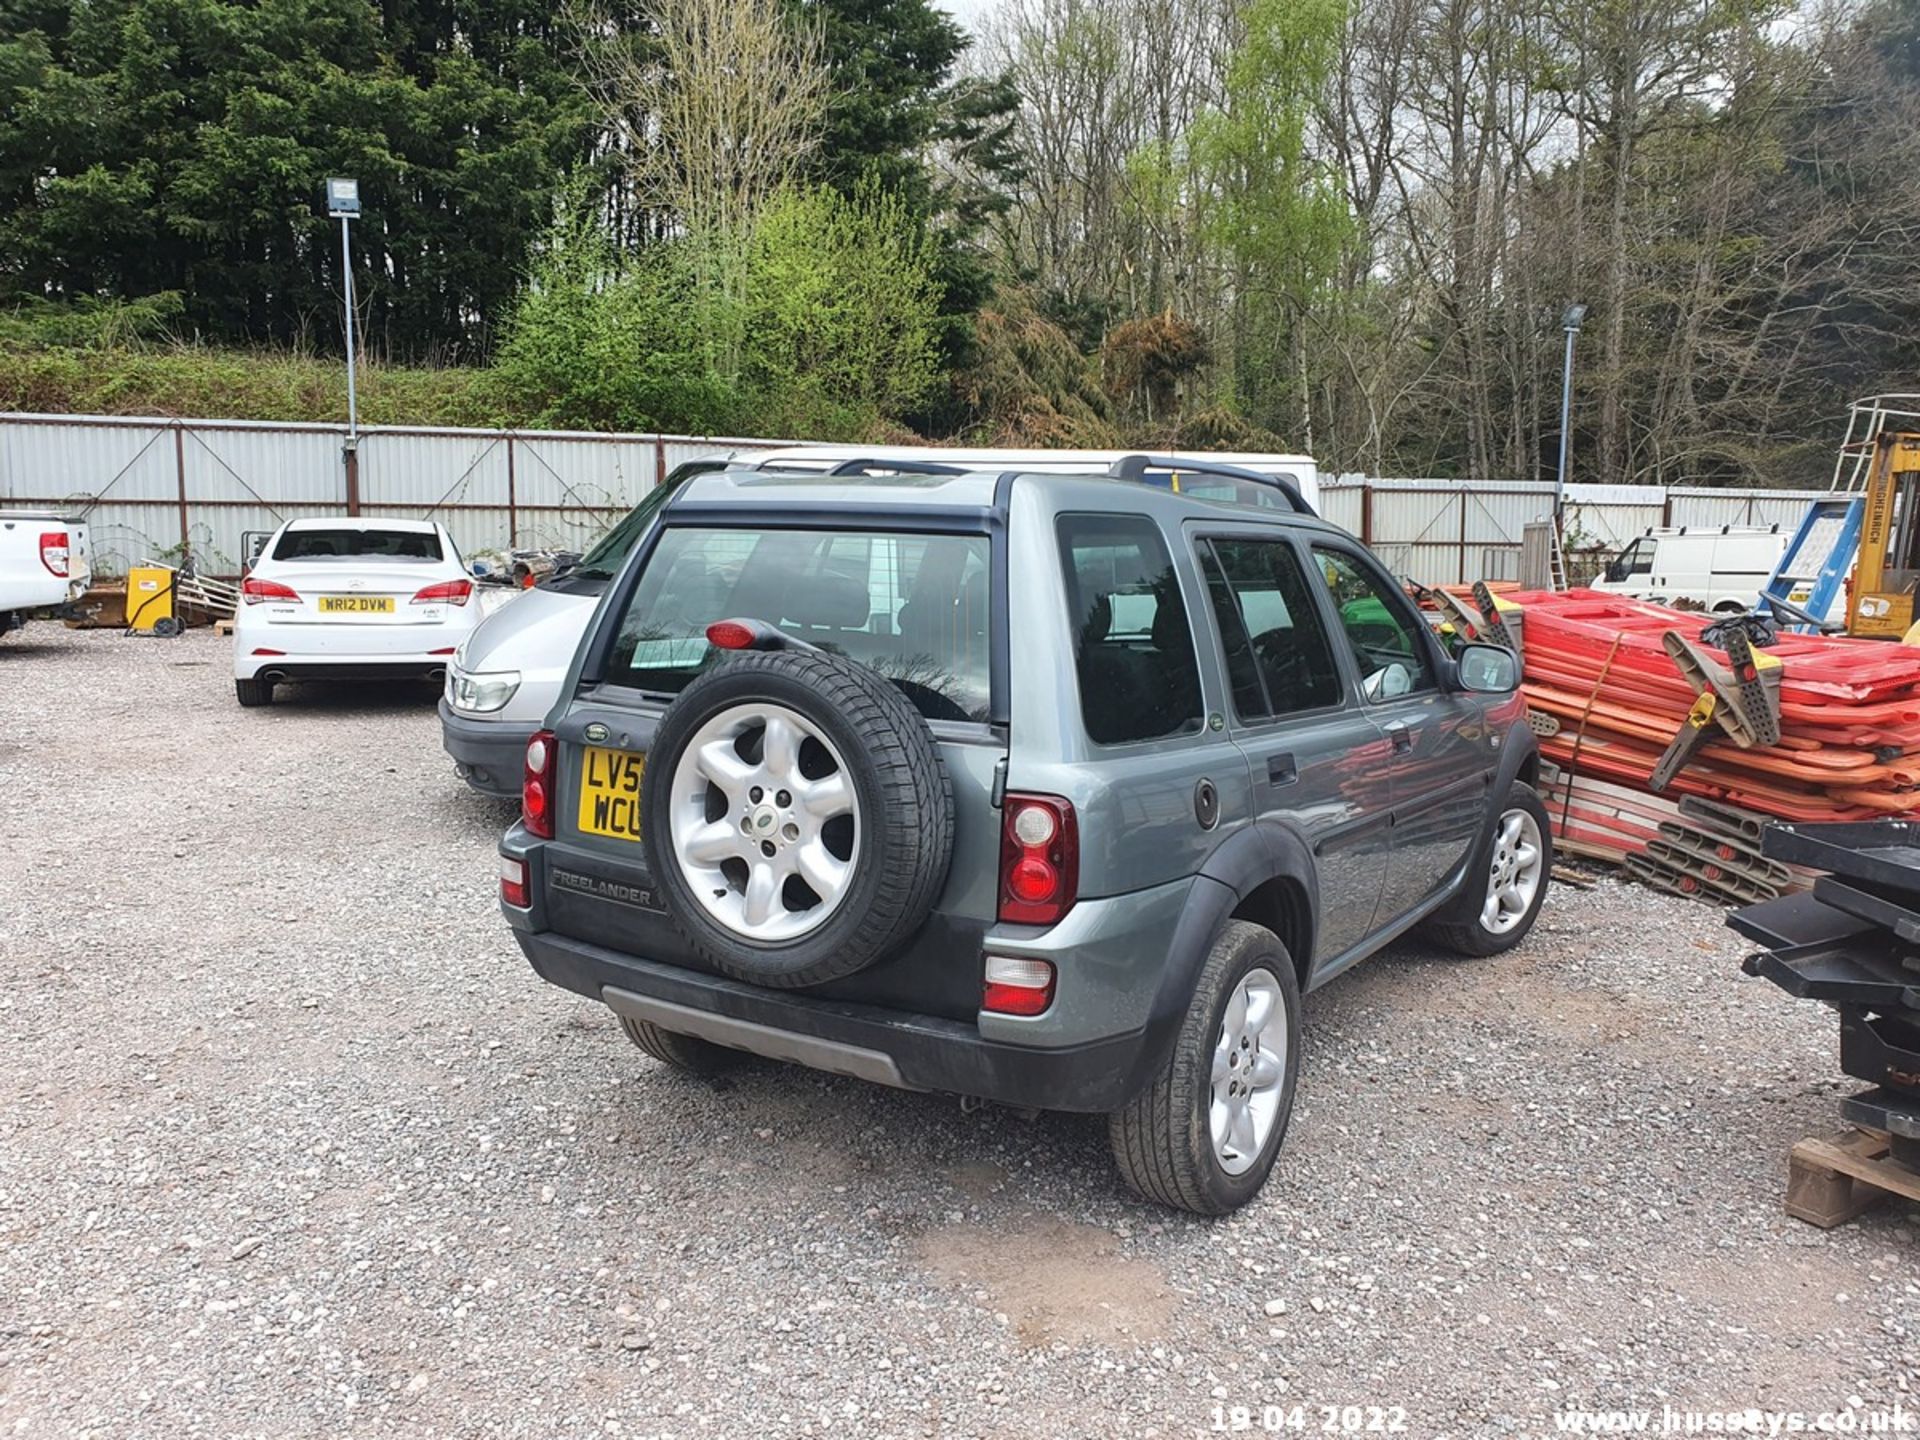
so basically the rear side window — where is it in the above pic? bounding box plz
[272,528,443,561]
[607,527,992,722]
[1058,514,1202,745]
[1199,538,1343,719]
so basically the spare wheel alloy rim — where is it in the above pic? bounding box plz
[1481,806,1544,934]
[1210,966,1288,1176]
[667,701,860,943]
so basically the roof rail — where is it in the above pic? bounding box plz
[820,457,970,477]
[1107,454,1315,516]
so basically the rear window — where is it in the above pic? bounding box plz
[607,527,993,722]
[272,528,443,561]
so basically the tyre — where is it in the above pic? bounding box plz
[641,648,954,990]
[235,677,274,707]
[1109,921,1302,1215]
[1425,780,1553,957]
[617,1013,734,1076]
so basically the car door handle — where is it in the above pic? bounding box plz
[1385,722,1413,753]
[1268,753,1297,786]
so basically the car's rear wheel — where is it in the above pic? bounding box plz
[616,1014,734,1076]
[1109,921,1302,1215]
[235,677,274,707]
[1425,781,1552,957]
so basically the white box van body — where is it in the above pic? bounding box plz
[1590,527,1788,614]
[0,511,91,638]
[438,445,1320,795]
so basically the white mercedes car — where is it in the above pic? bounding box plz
[233,518,481,707]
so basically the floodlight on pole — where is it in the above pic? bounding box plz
[1554,303,1588,528]
[325,179,362,444]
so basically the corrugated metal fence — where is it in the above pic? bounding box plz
[0,412,797,575]
[0,412,1833,583]
[1317,478,1831,585]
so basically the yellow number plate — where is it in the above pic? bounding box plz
[318,595,395,614]
[577,746,646,841]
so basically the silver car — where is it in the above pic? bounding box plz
[496,461,1546,1213]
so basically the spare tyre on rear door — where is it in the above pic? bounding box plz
[639,646,955,989]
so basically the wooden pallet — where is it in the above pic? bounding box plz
[213,617,235,636]
[1786,1127,1920,1227]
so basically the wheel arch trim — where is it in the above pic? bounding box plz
[1111,820,1320,1107]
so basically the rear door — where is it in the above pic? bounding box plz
[1189,528,1391,965]
[546,519,1005,1020]
[1307,543,1491,927]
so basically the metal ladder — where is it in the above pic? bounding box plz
[1548,524,1570,591]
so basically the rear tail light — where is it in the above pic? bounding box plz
[707,620,755,650]
[412,579,473,607]
[998,794,1078,924]
[982,955,1056,1016]
[38,533,69,577]
[500,855,530,908]
[242,576,300,605]
[523,730,556,838]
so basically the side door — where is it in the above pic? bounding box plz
[1307,543,1493,927]
[1190,529,1393,967]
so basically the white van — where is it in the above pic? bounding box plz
[438,445,1319,795]
[1590,526,1787,613]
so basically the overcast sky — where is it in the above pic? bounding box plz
[935,0,993,34]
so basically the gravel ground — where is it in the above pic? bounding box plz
[2,626,1915,1440]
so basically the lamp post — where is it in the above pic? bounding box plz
[324,178,362,513]
[324,178,362,439]
[1554,303,1587,529]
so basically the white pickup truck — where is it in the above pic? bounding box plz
[0,511,91,638]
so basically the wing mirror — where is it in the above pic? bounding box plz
[1455,643,1519,694]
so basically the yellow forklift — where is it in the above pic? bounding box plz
[1765,397,1920,641]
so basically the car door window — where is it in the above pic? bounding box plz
[1311,547,1435,703]
[1199,538,1344,720]
[1058,515,1203,745]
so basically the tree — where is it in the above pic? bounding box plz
[0,0,600,359]
[1187,0,1352,445]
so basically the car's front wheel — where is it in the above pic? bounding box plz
[1425,780,1552,957]
[1109,920,1302,1214]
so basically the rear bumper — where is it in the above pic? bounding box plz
[239,656,453,683]
[440,700,534,797]
[233,613,474,679]
[510,926,1149,1113]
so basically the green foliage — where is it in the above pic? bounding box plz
[0,0,602,360]
[490,214,745,434]
[0,343,501,425]
[953,291,1117,446]
[0,292,185,349]
[796,0,970,201]
[742,185,944,435]
[1186,0,1351,427]
[492,184,943,438]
